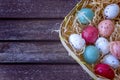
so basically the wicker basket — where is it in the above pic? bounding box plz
[59,0,120,80]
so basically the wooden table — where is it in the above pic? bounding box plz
[0,0,92,80]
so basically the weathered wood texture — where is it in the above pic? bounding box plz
[0,0,93,80]
[0,64,92,80]
[0,0,81,63]
[0,0,79,18]
[0,20,61,40]
[0,42,75,63]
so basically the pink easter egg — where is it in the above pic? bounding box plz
[110,41,120,59]
[98,20,114,37]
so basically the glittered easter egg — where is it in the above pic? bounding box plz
[104,4,120,19]
[69,34,85,50]
[82,25,98,44]
[102,54,120,68]
[83,45,100,64]
[98,20,114,37]
[94,63,115,79]
[110,41,120,59]
[77,8,94,24]
[95,37,109,55]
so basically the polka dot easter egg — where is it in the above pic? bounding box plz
[95,37,109,55]
[102,54,120,68]
[77,8,94,24]
[110,41,120,59]
[98,20,114,37]
[104,4,120,19]
[69,34,85,51]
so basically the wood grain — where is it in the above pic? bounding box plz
[0,42,75,63]
[0,0,79,18]
[0,64,92,80]
[0,1,93,80]
[0,20,61,40]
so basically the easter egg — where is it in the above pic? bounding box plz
[104,4,120,19]
[95,37,109,55]
[83,45,100,64]
[98,20,114,37]
[94,63,115,79]
[77,8,94,24]
[102,54,120,68]
[82,25,98,44]
[110,41,120,59]
[69,34,85,50]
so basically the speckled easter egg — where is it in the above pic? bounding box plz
[104,4,120,19]
[102,54,120,68]
[82,25,98,44]
[69,34,85,50]
[95,37,109,55]
[94,63,115,79]
[98,20,114,37]
[110,41,120,59]
[83,45,100,64]
[77,8,94,24]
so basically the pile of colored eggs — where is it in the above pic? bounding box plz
[69,3,120,79]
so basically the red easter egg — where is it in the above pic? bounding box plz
[94,63,115,79]
[82,25,98,44]
[110,41,120,59]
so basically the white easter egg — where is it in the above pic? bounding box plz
[95,37,109,55]
[69,34,85,50]
[104,4,120,19]
[102,54,120,68]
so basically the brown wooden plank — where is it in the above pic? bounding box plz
[0,64,92,80]
[0,0,79,18]
[0,20,61,40]
[0,42,75,63]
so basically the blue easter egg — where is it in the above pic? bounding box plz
[83,45,100,64]
[77,8,94,24]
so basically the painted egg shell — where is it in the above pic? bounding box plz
[95,37,109,55]
[77,8,94,24]
[98,20,114,37]
[104,4,120,19]
[82,25,98,44]
[94,63,115,79]
[102,54,120,68]
[110,41,120,59]
[83,45,100,64]
[69,34,85,50]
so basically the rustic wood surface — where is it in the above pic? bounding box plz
[0,0,79,18]
[0,42,75,63]
[0,0,92,80]
[0,20,61,40]
[0,64,92,80]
